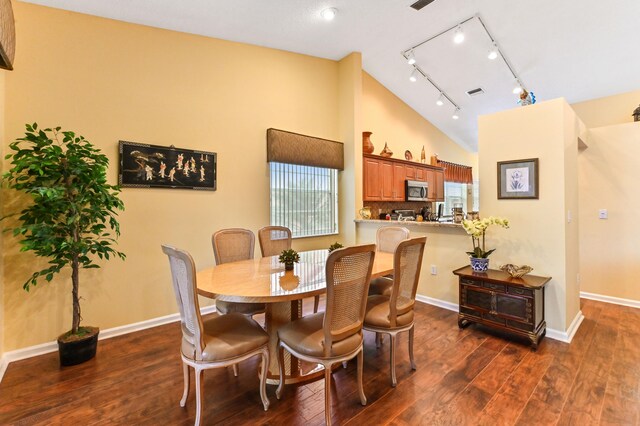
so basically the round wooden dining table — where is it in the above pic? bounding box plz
[196,249,394,384]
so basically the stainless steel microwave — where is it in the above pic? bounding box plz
[405,180,429,201]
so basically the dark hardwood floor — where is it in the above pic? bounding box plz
[1,298,638,425]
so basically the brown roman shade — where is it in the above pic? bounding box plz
[0,0,15,70]
[267,128,344,170]
[437,159,473,184]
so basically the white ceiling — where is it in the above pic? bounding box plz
[22,0,640,151]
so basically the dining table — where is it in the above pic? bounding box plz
[196,248,394,385]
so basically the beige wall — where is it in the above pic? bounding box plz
[2,3,352,351]
[0,70,5,358]
[478,99,581,332]
[572,89,640,129]
[338,53,363,246]
[578,122,640,301]
[362,72,477,173]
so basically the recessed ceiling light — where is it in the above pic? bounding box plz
[321,7,337,21]
[409,69,419,82]
[453,26,465,44]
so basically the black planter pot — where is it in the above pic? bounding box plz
[57,327,99,366]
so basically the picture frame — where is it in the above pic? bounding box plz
[497,158,539,199]
[119,140,216,190]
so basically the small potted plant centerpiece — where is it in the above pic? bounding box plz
[462,216,509,272]
[328,242,343,253]
[279,248,300,271]
[2,124,126,366]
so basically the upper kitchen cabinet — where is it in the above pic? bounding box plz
[363,154,444,202]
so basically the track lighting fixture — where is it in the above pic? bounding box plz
[409,69,419,82]
[436,93,444,106]
[513,81,523,94]
[487,44,498,60]
[453,26,465,44]
[407,50,416,65]
[452,108,460,120]
[321,7,337,21]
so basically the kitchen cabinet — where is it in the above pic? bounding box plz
[453,266,550,350]
[363,153,445,202]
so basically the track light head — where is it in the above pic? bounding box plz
[453,26,465,44]
[452,108,460,120]
[321,7,337,21]
[488,44,498,60]
[436,94,444,106]
[513,81,523,94]
[409,69,419,82]
[407,50,416,65]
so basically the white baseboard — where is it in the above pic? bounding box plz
[0,305,216,383]
[580,291,640,309]
[415,294,458,312]
[415,294,584,344]
[546,310,584,343]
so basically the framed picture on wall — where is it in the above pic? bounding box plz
[119,140,217,190]
[497,158,539,199]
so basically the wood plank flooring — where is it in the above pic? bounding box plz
[1,298,639,425]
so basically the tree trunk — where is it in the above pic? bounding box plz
[71,256,80,334]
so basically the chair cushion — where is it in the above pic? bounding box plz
[368,276,393,296]
[216,300,265,316]
[277,312,363,359]
[364,295,414,329]
[182,313,269,362]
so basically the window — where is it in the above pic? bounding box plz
[436,181,479,217]
[269,162,338,238]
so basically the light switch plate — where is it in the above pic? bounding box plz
[599,209,608,219]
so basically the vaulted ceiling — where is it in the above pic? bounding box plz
[23,0,640,151]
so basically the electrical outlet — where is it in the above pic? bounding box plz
[430,265,437,275]
[567,210,572,223]
[599,209,608,219]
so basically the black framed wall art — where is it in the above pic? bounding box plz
[119,141,216,190]
[497,158,539,199]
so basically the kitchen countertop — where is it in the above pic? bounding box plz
[354,219,464,229]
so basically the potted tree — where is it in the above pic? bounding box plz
[2,123,126,366]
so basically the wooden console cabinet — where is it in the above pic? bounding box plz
[453,266,550,350]
[363,153,444,202]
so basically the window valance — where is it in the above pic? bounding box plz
[437,159,473,184]
[267,128,344,170]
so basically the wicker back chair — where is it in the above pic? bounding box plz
[368,226,410,297]
[162,245,270,426]
[258,226,291,257]
[275,244,376,426]
[363,236,426,387]
[211,228,266,317]
[376,226,410,253]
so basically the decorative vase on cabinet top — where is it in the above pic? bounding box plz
[379,142,393,158]
[362,131,374,154]
[470,257,489,272]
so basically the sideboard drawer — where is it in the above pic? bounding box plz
[460,277,481,287]
[507,286,534,298]
[483,281,506,292]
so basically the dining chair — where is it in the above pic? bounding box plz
[363,236,426,387]
[212,228,266,317]
[258,225,321,313]
[368,226,410,297]
[275,244,376,426]
[161,245,270,426]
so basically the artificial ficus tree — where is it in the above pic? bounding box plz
[2,123,125,335]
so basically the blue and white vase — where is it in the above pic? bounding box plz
[470,257,489,272]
